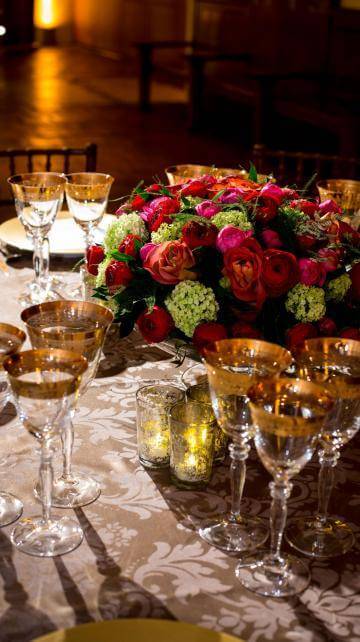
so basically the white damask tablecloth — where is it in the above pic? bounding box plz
[0,268,359,642]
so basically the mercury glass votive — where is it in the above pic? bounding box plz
[187,382,228,464]
[169,400,216,489]
[136,384,185,469]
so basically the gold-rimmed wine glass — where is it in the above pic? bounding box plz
[236,378,333,597]
[4,348,87,557]
[7,173,66,305]
[201,339,292,552]
[65,173,114,254]
[21,300,113,508]
[0,323,26,527]
[286,337,360,558]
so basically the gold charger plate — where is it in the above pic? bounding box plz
[33,618,243,642]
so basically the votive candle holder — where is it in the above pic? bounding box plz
[187,382,228,464]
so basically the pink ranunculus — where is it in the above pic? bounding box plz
[195,200,221,219]
[318,247,341,272]
[216,225,253,253]
[217,188,244,204]
[318,198,342,216]
[259,183,285,205]
[143,240,197,285]
[260,228,283,249]
[140,242,156,262]
[298,258,326,287]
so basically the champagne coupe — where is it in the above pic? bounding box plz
[4,348,87,556]
[286,337,360,558]
[7,173,66,305]
[0,323,26,527]
[201,339,292,552]
[65,173,114,254]
[21,300,113,508]
[236,378,333,597]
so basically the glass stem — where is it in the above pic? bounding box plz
[269,479,293,564]
[229,441,250,523]
[33,235,49,290]
[61,414,74,481]
[40,440,53,525]
[315,445,340,530]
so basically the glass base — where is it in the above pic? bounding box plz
[286,516,355,558]
[199,515,268,552]
[50,471,101,508]
[236,551,310,597]
[11,516,83,557]
[170,473,209,490]
[0,492,23,527]
[18,283,59,307]
[139,455,169,470]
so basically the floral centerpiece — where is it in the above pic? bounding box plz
[85,170,360,353]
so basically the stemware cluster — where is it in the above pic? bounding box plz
[0,299,113,558]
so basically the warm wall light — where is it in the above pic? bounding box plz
[34,0,72,30]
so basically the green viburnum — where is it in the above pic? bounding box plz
[212,209,252,232]
[95,257,112,288]
[165,280,219,337]
[326,273,351,303]
[285,283,326,322]
[103,214,148,253]
[151,220,184,243]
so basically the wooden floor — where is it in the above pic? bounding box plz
[0,45,248,219]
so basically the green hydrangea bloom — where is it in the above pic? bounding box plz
[212,209,252,232]
[285,283,326,322]
[103,214,148,253]
[326,273,351,303]
[165,280,219,337]
[95,257,112,288]
[151,220,184,243]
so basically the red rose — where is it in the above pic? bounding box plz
[130,194,146,210]
[181,180,208,198]
[223,238,266,308]
[146,183,163,194]
[296,233,318,251]
[143,241,196,285]
[350,262,360,301]
[137,306,174,343]
[252,184,286,223]
[339,221,360,247]
[145,196,180,233]
[86,245,105,276]
[290,199,318,218]
[105,260,133,293]
[193,322,228,352]
[340,327,360,341]
[181,220,218,250]
[286,323,318,353]
[118,234,143,258]
[262,249,299,297]
[231,321,262,339]
[317,317,337,337]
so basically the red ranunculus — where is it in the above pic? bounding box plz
[231,321,262,339]
[340,327,360,341]
[181,220,218,250]
[181,180,208,198]
[317,317,337,337]
[143,240,197,285]
[286,323,318,353]
[223,238,266,308]
[350,262,360,301]
[118,234,143,258]
[105,260,133,293]
[193,322,228,352]
[145,196,180,232]
[290,199,318,218]
[137,306,174,343]
[262,249,299,297]
[86,245,105,276]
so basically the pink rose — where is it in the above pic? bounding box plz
[318,247,341,272]
[318,199,342,216]
[216,225,253,253]
[143,240,197,285]
[298,258,326,287]
[195,200,221,218]
[217,188,244,204]
[260,228,283,248]
[140,243,156,262]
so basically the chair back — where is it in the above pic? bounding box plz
[0,143,97,205]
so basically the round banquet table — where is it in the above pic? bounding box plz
[0,266,359,642]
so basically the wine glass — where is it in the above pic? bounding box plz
[21,300,113,508]
[65,173,114,253]
[3,348,88,556]
[0,323,26,527]
[236,378,333,597]
[201,339,292,552]
[7,173,66,305]
[286,337,360,558]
